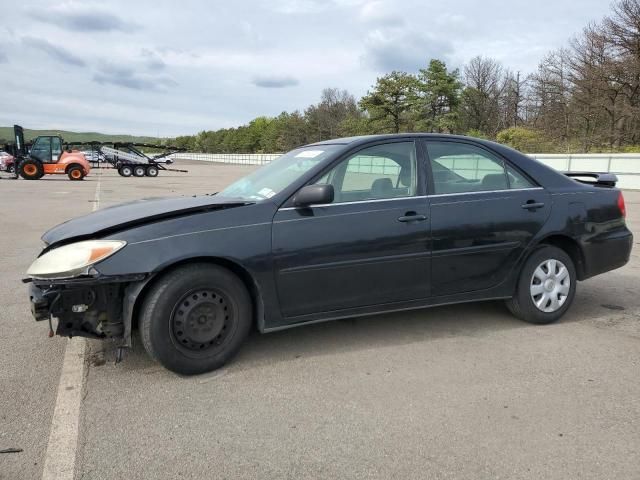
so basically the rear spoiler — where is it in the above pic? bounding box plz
[563,172,618,188]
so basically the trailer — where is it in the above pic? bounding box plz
[75,142,187,177]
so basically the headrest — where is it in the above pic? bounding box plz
[371,177,393,197]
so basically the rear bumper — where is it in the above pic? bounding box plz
[581,229,633,279]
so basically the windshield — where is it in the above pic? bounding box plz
[218,145,341,201]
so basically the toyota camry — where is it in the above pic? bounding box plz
[26,134,633,374]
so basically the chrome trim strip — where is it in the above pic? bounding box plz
[278,188,544,211]
[428,187,544,198]
[278,195,429,211]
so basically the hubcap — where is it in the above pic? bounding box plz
[530,259,570,313]
[171,290,232,351]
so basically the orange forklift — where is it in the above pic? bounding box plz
[12,125,91,180]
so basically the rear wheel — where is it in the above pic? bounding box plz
[145,165,159,177]
[19,159,44,180]
[67,165,85,180]
[139,264,253,375]
[6,164,14,174]
[506,245,576,324]
[119,165,133,177]
[133,165,146,177]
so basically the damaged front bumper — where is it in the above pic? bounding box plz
[28,274,148,346]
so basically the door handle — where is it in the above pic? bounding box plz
[398,212,427,223]
[521,201,545,210]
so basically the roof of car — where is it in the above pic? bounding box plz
[308,133,499,147]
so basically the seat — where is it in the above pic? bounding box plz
[398,166,412,189]
[481,173,508,190]
[370,178,393,198]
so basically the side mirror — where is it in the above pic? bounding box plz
[293,184,334,207]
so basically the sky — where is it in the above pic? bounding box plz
[0,0,615,137]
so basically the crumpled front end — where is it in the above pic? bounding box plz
[28,275,145,344]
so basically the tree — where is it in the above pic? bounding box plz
[459,56,505,137]
[305,88,360,142]
[529,49,573,150]
[359,71,419,133]
[415,59,462,133]
[497,127,548,152]
[501,70,529,128]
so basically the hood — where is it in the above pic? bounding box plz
[42,195,251,246]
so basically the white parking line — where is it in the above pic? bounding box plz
[41,171,102,480]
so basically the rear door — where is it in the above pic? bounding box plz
[424,139,551,297]
[272,140,432,319]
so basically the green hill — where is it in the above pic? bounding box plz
[0,126,164,145]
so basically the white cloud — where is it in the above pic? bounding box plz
[0,0,617,136]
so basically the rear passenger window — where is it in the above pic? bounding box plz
[506,164,536,189]
[427,142,508,194]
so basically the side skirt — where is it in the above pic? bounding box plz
[262,294,512,333]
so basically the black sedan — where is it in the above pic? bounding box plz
[26,134,633,374]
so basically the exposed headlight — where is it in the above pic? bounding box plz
[27,240,126,279]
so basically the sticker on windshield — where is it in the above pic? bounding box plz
[295,150,324,158]
[258,187,276,198]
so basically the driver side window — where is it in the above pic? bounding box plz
[314,142,417,203]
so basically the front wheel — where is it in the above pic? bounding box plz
[506,245,576,324]
[139,264,253,375]
[19,159,44,180]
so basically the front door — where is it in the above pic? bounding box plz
[30,137,53,163]
[272,140,431,319]
[424,140,551,297]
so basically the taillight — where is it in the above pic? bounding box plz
[617,192,626,218]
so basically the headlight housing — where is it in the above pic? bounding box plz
[27,240,126,279]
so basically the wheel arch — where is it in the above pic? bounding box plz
[127,256,264,341]
[534,234,586,280]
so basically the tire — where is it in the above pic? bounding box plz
[19,159,44,180]
[139,264,253,375]
[145,166,159,177]
[6,165,14,174]
[505,245,576,324]
[67,165,85,181]
[133,165,146,177]
[119,165,133,177]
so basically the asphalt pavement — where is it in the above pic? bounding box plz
[0,163,639,480]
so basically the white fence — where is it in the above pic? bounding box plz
[172,152,640,190]
[171,152,280,165]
